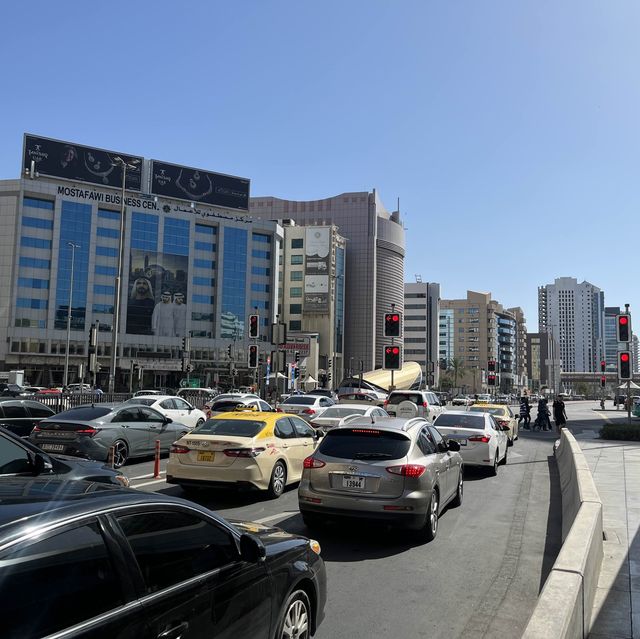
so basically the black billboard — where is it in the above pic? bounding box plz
[150,160,250,211]
[23,134,142,191]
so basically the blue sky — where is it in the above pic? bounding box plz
[2,1,638,329]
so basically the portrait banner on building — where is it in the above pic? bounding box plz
[304,227,330,313]
[127,251,189,337]
[150,160,250,211]
[23,134,142,191]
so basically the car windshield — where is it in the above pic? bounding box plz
[51,406,113,420]
[469,406,505,416]
[212,401,249,412]
[124,398,156,406]
[321,407,366,418]
[386,393,422,405]
[193,419,266,437]
[434,414,486,429]
[282,397,317,405]
[318,428,411,460]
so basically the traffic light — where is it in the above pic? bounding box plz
[488,360,496,373]
[384,346,401,370]
[619,351,632,380]
[248,345,258,368]
[601,360,606,373]
[186,363,193,373]
[488,373,496,386]
[249,314,259,339]
[384,312,402,338]
[617,314,631,342]
[294,367,300,380]
[227,345,232,358]
[295,351,300,364]
[601,375,606,388]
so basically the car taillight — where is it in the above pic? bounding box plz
[223,447,265,458]
[383,400,389,408]
[423,402,428,408]
[386,464,426,478]
[32,425,41,432]
[75,426,98,437]
[497,420,509,427]
[302,409,316,415]
[303,456,326,469]
[276,408,284,413]
[170,444,190,454]
[469,435,491,443]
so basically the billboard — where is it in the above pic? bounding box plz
[126,251,189,337]
[150,160,250,211]
[304,227,330,313]
[23,134,142,191]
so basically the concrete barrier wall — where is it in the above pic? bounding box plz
[522,429,603,639]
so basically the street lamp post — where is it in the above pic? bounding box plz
[108,156,140,394]
[63,242,80,388]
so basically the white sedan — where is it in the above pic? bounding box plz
[310,404,389,432]
[433,410,509,475]
[122,395,206,430]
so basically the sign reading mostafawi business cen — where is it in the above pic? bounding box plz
[23,134,142,191]
[304,227,330,313]
[150,160,250,211]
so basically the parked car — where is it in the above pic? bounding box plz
[433,410,509,475]
[175,387,219,408]
[167,409,320,497]
[0,398,56,438]
[0,425,129,486]
[299,417,463,541]
[277,395,335,422]
[306,389,338,401]
[0,480,326,639]
[337,392,386,406]
[310,404,389,433]
[451,395,473,406]
[133,389,165,397]
[30,403,191,468]
[122,395,207,430]
[0,383,24,397]
[383,390,445,422]
[468,403,519,446]
[67,383,92,394]
[205,395,272,419]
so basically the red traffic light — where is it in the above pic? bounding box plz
[621,353,630,363]
[384,312,402,337]
[392,347,399,354]
[392,314,399,321]
[620,316,629,325]
[617,314,631,342]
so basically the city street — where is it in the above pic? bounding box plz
[120,410,565,639]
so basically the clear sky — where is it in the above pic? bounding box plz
[2,1,638,329]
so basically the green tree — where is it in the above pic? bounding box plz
[447,357,468,390]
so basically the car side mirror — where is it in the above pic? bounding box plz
[447,440,461,452]
[239,533,266,563]
[164,417,173,424]
[33,452,53,475]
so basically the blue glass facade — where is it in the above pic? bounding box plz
[221,228,247,338]
[54,201,91,330]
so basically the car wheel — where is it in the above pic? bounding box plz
[501,445,508,465]
[415,489,439,543]
[195,418,204,428]
[277,589,311,639]
[508,435,514,447]
[451,469,463,507]
[111,440,129,469]
[267,461,287,499]
[490,452,499,476]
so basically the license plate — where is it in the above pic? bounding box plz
[197,451,215,462]
[342,475,366,489]
[41,443,65,452]
[458,439,467,446]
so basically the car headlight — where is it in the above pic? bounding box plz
[309,539,321,555]
[114,474,130,488]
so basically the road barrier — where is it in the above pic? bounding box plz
[522,429,602,639]
[153,439,161,479]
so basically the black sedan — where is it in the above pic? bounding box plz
[0,397,56,437]
[0,481,327,639]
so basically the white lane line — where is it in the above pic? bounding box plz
[128,473,156,481]
[254,511,299,524]
[133,478,167,488]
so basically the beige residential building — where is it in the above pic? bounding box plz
[440,291,526,394]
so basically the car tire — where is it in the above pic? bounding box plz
[415,489,439,543]
[501,445,508,465]
[451,470,463,508]
[267,461,287,499]
[490,452,499,476]
[508,435,514,447]
[276,589,312,639]
[111,440,129,469]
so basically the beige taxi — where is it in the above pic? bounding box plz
[468,402,519,446]
[166,407,320,498]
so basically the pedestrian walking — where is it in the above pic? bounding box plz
[519,395,531,430]
[535,397,551,431]
[553,396,567,432]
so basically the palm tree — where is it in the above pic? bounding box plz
[447,357,468,390]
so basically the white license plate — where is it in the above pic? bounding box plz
[342,475,366,489]
[197,451,215,462]
[41,443,65,452]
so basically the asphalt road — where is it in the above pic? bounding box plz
[121,413,564,639]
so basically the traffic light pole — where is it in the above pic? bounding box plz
[390,303,396,392]
[626,304,631,425]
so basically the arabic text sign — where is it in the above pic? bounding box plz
[304,227,330,313]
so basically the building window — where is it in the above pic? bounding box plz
[221,227,248,338]
[289,320,302,331]
[93,304,114,314]
[290,271,303,281]
[17,298,48,309]
[95,265,117,276]
[193,276,215,287]
[94,284,115,296]
[253,233,271,243]
[163,218,190,256]
[21,217,53,230]
[192,312,214,321]
[21,236,52,250]
[290,287,302,298]
[252,249,271,260]
[289,304,302,315]
[251,283,270,293]
[251,300,270,310]
[290,255,303,265]
[19,256,50,269]
[23,196,54,210]
[97,227,119,239]
[195,241,216,252]
[193,294,215,305]
[252,266,271,276]
[98,209,120,221]
[131,212,159,252]
[194,259,215,269]
[291,238,303,249]
[17,278,49,289]
[96,246,118,257]
[195,224,217,236]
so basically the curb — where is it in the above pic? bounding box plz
[522,429,603,639]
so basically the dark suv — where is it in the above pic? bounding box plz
[0,383,24,397]
[0,481,326,639]
[0,398,56,437]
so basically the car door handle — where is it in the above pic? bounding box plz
[148,426,158,430]
[281,443,288,448]
[158,621,189,639]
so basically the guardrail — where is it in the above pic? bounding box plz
[22,393,133,413]
[522,429,603,639]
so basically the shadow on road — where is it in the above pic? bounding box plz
[539,455,562,592]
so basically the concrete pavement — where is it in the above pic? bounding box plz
[570,411,640,638]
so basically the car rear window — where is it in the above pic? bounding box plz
[282,397,316,405]
[434,414,486,429]
[318,428,411,460]
[321,407,366,418]
[212,400,248,412]
[51,407,113,420]
[469,406,504,416]
[193,419,266,437]
[124,398,156,406]
[386,393,422,406]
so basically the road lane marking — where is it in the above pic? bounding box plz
[128,473,156,480]
[133,478,167,488]
[255,511,299,524]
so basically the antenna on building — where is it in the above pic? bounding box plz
[415,274,422,283]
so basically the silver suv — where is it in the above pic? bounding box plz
[384,391,444,422]
[298,417,463,542]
